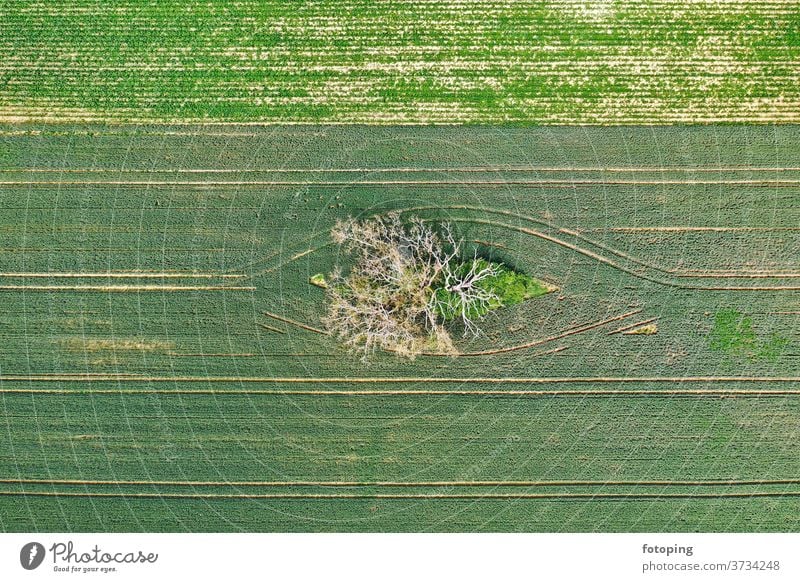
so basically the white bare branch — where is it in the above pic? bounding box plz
[323,213,497,358]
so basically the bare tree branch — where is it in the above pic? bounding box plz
[323,213,497,359]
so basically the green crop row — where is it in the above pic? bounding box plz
[1,1,799,123]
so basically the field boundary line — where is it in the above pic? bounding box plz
[0,285,256,293]
[0,372,800,384]
[0,375,797,384]
[677,273,800,279]
[168,352,258,358]
[608,227,800,233]
[3,179,800,187]
[528,345,569,357]
[0,285,255,292]
[7,166,800,174]
[0,272,244,279]
[2,389,800,397]
[2,491,800,500]
[5,478,800,488]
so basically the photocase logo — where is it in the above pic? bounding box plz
[20,542,46,570]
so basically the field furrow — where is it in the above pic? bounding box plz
[0,125,797,531]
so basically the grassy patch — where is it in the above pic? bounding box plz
[434,259,555,321]
[708,309,789,362]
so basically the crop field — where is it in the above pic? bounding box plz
[0,124,798,531]
[2,1,800,124]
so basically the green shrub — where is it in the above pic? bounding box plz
[709,309,789,362]
[434,259,553,321]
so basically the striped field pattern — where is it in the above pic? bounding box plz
[1,1,800,123]
[0,125,798,531]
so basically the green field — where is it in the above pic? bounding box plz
[0,124,798,531]
[2,1,800,124]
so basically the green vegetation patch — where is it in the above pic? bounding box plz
[2,1,799,123]
[433,259,554,321]
[709,309,789,362]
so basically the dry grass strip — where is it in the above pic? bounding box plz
[610,227,800,233]
[262,311,328,335]
[289,249,315,261]
[0,285,255,292]
[1,389,799,398]
[5,478,799,488]
[7,166,800,174]
[3,179,799,187]
[678,274,800,279]
[0,272,244,279]
[2,491,799,500]
[0,375,797,384]
[607,318,659,335]
[168,353,257,358]
[529,345,570,357]
[258,322,287,335]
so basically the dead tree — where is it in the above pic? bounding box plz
[323,213,499,359]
